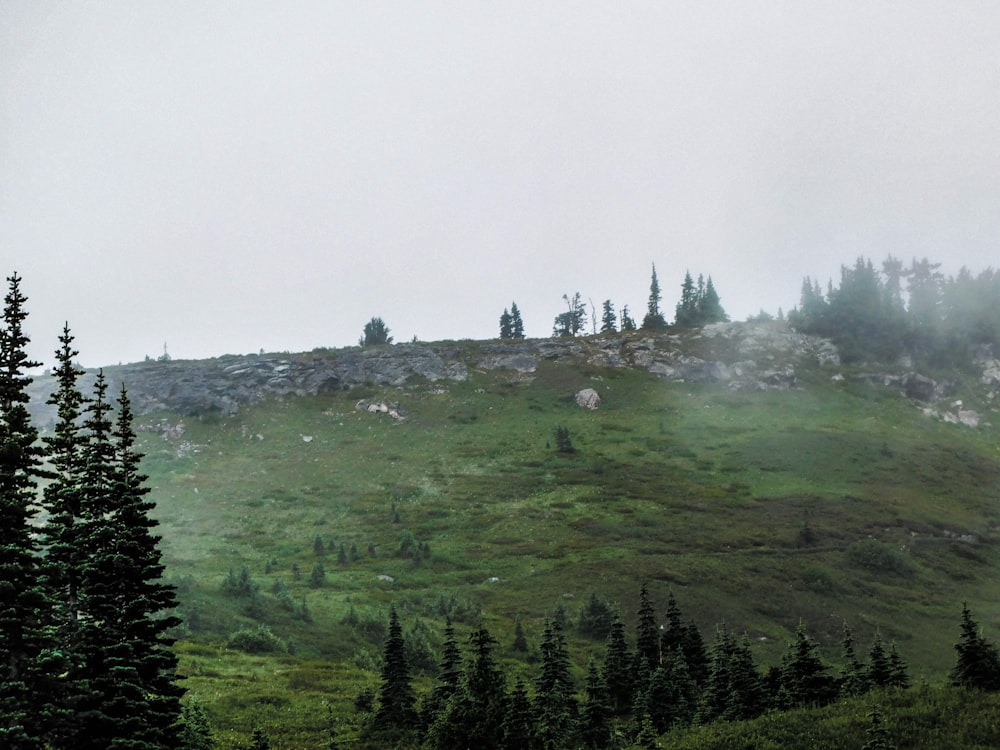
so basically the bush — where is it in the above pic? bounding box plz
[847,539,916,577]
[225,624,287,654]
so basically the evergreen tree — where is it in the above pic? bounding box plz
[512,616,529,653]
[635,584,659,669]
[681,621,710,688]
[246,728,270,750]
[619,305,637,331]
[578,592,616,641]
[70,377,185,748]
[553,293,586,337]
[839,622,869,698]
[603,614,633,716]
[0,273,58,749]
[867,630,892,688]
[422,619,462,726]
[359,317,392,347]
[535,617,578,750]
[659,591,684,657]
[696,276,728,324]
[510,302,525,339]
[499,308,514,339]
[950,603,1000,690]
[600,300,617,333]
[642,263,667,330]
[580,661,612,750]
[647,651,696,733]
[177,697,215,750]
[372,606,418,734]
[500,679,536,750]
[861,705,896,750]
[674,271,698,327]
[777,621,837,708]
[887,642,909,689]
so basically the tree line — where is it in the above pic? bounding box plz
[788,255,1000,366]
[359,583,1000,749]
[0,274,197,749]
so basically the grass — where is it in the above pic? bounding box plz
[132,344,1000,747]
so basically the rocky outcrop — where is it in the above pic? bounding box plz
[575,388,601,410]
[27,322,841,426]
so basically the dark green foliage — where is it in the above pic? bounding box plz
[512,615,529,653]
[553,292,586,337]
[500,308,514,339]
[500,679,536,750]
[0,273,56,749]
[422,619,462,725]
[510,302,525,339]
[178,697,215,750]
[371,606,418,735]
[846,539,915,577]
[603,615,633,715]
[839,622,869,698]
[635,584,659,669]
[553,425,575,454]
[674,270,728,327]
[646,652,697,733]
[221,565,259,598]
[313,534,325,556]
[246,727,271,750]
[309,562,326,588]
[867,630,893,689]
[643,263,667,330]
[580,661,613,750]
[861,705,896,750]
[778,621,837,709]
[578,592,616,641]
[225,624,286,654]
[359,317,392,347]
[600,299,617,333]
[950,603,1000,690]
[888,642,909,690]
[535,617,578,749]
[619,304,636,331]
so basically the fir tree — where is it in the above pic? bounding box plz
[580,660,613,750]
[510,302,525,339]
[642,263,667,330]
[600,300,617,333]
[861,705,896,750]
[777,621,837,708]
[681,621,710,688]
[660,591,684,656]
[603,614,633,716]
[512,616,529,653]
[619,305,637,331]
[499,308,514,339]
[697,276,728,323]
[950,603,1000,690]
[635,584,659,669]
[535,617,578,750]
[500,679,535,750]
[867,630,892,689]
[422,619,462,725]
[0,273,58,750]
[177,697,214,750]
[647,652,696,733]
[359,317,392,347]
[675,271,698,326]
[839,621,869,698]
[372,606,418,734]
[887,642,909,689]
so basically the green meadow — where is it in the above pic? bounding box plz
[136,344,1000,747]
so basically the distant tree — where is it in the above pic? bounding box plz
[647,651,697,733]
[178,697,215,750]
[861,705,896,750]
[643,263,668,330]
[578,592,616,641]
[553,293,587,337]
[697,276,728,323]
[867,630,892,688]
[247,727,271,750]
[422,619,462,726]
[511,616,529,653]
[509,302,525,339]
[777,621,837,708]
[600,299,617,333]
[499,308,513,339]
[887,641,909,689]
[309,562,326,588]
[839,622,869,698]
[620,305,637,331]
[501,679,535,750]
[554,425,575,454]
[360,317,393,347]
[950,603,1000,690]
[675,271,698,326]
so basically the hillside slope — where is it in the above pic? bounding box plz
[32,322,1000,747]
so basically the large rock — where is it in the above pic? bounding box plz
[575,388,601,410]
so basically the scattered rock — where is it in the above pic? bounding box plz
[575,388,601,410]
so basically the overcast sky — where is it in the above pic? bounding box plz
[3,2,1000,369]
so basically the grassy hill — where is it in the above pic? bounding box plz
[120,327,1000,747]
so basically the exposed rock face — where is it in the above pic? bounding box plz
[26,322,840,425]
[575,388,601,410]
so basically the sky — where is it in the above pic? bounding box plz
[3,2,1000,369]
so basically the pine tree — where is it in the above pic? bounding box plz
[580,660,612,750]
[642,263,667,330]
[950,603,1000,690]
[422,619,462,726]
[510,302,525,339]
[70,377,185,748]
[867,630,892,688]
[512,616,529,653]
[619,305,637,331]
[681,620,710,688]
[675,271,698,326]
[777,621,837,708]
[660,591,684,657]
[697,276,728,324]
[647,652,696,733]
[499,308,514,339]
[861,705,896,750]
[0,273,59,750]
[359,317,392,347]
[635,584,659,669]
[603,614,633,716]
[372,606,418,733]
[839,622,869,698]
[177,697,214,750]
[887,642,909,689]
[500,679,535,750]
[600,300,617,333]
[535,617,578,750]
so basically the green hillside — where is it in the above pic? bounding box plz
[130,331,1000,747]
